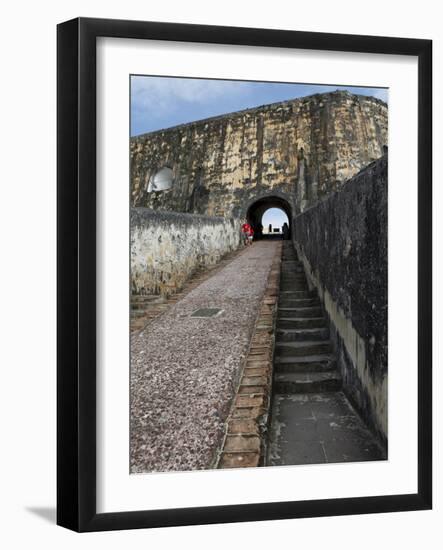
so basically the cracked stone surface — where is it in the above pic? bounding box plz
[131,91,387,217]
[130,241,278,473]
[267,392,385,465]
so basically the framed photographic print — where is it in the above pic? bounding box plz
[57,17,432,531]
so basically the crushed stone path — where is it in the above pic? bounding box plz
[130,241,278,473]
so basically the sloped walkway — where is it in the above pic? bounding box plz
[130,241,278,473]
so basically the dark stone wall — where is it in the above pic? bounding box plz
[131,91,387,218]
[293,155,388,445]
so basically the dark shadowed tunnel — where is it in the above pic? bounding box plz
[246,195,292,239]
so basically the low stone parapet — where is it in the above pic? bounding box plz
[131,208,241,297]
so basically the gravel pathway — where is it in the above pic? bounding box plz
[130,241,278,473]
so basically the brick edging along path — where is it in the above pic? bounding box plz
[217,242,282,468]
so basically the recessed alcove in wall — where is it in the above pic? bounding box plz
[147,167,173,192]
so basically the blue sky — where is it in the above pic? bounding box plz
[130,75,388,136]
[262,208,289,232]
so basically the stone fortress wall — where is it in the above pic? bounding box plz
[130,90,388,445]
[130,91,387,217]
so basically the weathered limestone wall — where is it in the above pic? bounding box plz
[293,155,388,446]
[131,91,387,217]
[131,208,241,297]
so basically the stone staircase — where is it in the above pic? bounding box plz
[274,242,341,394]
[266,241,385,466]
[130,294,167,332]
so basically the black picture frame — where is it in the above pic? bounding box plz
[57,17,432,532]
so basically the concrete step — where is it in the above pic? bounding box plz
[276,327,329,342]
[275,340,332,357]
[275,353,335,366]
[279,298,320,308]
[281,266,304,273]
[131,300,164,310]
[279,290,317,299]
[277,317,326,329]
[281,272,305,278]
[281,261,302,265]
[131,302,146,310]
[273,371,342,393]
[281,257,302,262]
[130,322,146,331]
[278,306,323,318]
[280,283,308,291]
[131,309,147,318]
[131,301,163,310]
[281,261,303,267]
[274,356,337,373]
[131,295,163,303]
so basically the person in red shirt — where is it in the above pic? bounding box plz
[241,221,254,246]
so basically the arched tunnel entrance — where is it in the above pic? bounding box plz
[246,196,292,240]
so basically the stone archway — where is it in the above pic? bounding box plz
[246,195,292,240]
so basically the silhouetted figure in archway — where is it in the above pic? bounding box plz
[282,222,290,240]
[257,223,263,239]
